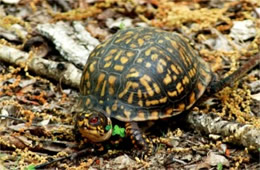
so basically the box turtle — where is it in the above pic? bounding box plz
[74,27,259,149]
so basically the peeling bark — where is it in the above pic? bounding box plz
[0,45,81,88]
[187,111,260,151]
[36,21,100,68]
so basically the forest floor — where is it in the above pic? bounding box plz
[0,0,260,169]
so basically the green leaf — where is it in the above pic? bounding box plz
[217,163,223,170]
[258,148,260,152]
[112,125,125,138]
[25,164,35,170]
[105,124,112,131]
[119,22,125,30]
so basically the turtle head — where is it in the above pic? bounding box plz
[75,109,112,143]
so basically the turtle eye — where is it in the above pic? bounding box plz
[89,116,100,126]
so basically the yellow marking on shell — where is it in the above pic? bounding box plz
[89,61,96,72]
[133,34,138,40]
[185,52,192,65]
[159,97,167,103]
[137,89,142,98]
[158,39,164,43]
[126,71,139,78]
[95,73,105,91]
[159,59,167,66]
[151,111,159,118]
[138,38,144,46]
[87,82,90,89]
[145,49,152,56]
[179,48,189,67]
[178,103,185,110]
[165,108,173,115]
[106,106,111,115]
[99,40,109,48]
[112,102,118,111]
[124,110,131,119]
[171,40,178,49]
[145,62,151,68]
[129,68,136,72]
[188,69,193,78]
[137,111,145,120]
[163,74,172,85]
[127,51,135,57]
[120,57,129,64]
[171,64,179,75]
[167,48,173,53]
[126,31,134,35]
[176,82,184,94]
[108,75,116,95]
[151,54,158,61]
[140,75,154,97]
[144,35,152,39]
[118,81,132,98]
[104,61,112,68]
[128,92,134,104]
[166,55,171,61]
[153,83,160,94]
[173,75,177,81]
[168,90,177,97]
[85,98,91,106]
[114,65,124,71]
[114,50,123,60]
[192,68,196,77]
[143,74,151,81]
[157,63,164,74]
[146,99,159,106]
[99,100,104,104]
[189,92,196,105]
[182,76,189,85]
[84,71,90,79]
[101,80,107,97]
[132,82,139,88]
[109,49,117,54]
[197,82,204,92]
[138,100,143,107]
[165,36,171,41]
[130,44,137,48]
[115,34,131,43]
[104,55,113,61]
[90,52,95,58]
[137,58,144,63]
[177,65,183,74]
[126,38,131,44]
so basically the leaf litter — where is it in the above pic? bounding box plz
[0,0,260,169]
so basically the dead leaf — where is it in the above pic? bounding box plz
[205,152,230,167]
[111,154,137,169]
[230,20,257,42]
[251,93,260,101]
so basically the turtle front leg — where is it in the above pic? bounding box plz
[125,122,150,150]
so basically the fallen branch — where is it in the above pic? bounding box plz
[36,21,100,68]
[187,111,260,151]
[0,45,81,88]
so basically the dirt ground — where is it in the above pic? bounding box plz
[0,0,260,169]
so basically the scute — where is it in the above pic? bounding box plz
[80,27,212,122]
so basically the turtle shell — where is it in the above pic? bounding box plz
[79,27,212,122]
